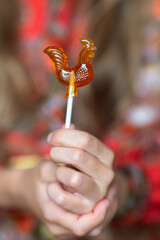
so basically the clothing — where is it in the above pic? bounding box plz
[103,63,160,226]
[104,117,160,225]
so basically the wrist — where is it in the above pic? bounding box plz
[0,168,29,209]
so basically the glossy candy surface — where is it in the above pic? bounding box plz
[44,38,96,97]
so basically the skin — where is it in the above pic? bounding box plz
[47,129,115,214]
[0,129,128,238]
[46,129,128,237]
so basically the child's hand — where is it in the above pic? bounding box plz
[47,129,115,215]
[20,160,109,237]
[21,161,73,237]
[21,161,57,219]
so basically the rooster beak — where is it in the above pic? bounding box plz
[91,46,97,51]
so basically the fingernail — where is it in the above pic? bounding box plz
[47,133,52,143]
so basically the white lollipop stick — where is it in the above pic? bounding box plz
[65,71,76,129]
[65,96,73,128]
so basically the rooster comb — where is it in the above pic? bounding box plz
[79,38,96,49]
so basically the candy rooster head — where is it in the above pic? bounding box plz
[79,38,96,57]
[44,38,96,97]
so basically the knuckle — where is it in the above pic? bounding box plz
[47,184,66,206]
[38,161,56,182]
[80,133,93,149]
[108,170,115,182]
[103,169,115,185]
[73,149,85,165]
[70,172,82,188]
[55,193,66,206]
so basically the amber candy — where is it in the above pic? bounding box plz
[44,38,96,97]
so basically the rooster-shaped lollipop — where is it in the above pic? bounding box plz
[44,38,96,128]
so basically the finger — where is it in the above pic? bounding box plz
[104,186,118,225]
[105,199,117,225]
[47,182,93,214]
[89,186,118,234]
[72,198,109,236]
[38,160,57,183]
[47,129,114,166]
[50,147,109,182]
[42,200,78,231]
[88,193,117,237]
[51,147,114,196]
[56,166,100,201]
[43,197,109,237]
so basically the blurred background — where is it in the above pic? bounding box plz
[0,0,160,239]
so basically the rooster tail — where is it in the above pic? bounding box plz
[43,47,68,71]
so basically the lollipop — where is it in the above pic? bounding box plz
[44,38,96,128]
